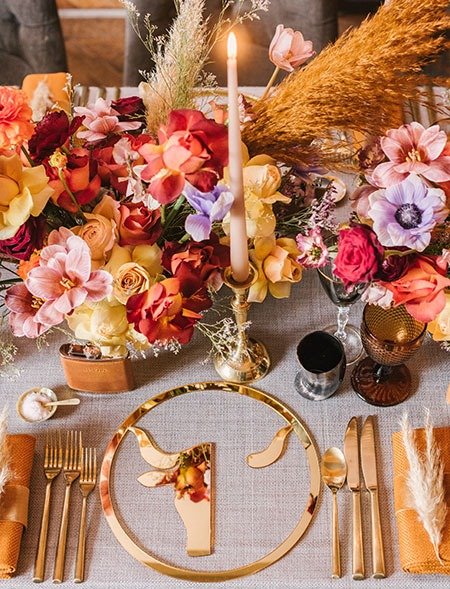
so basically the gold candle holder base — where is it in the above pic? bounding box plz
[213,266,270,383]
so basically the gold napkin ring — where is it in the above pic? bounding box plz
[0,484,30,527]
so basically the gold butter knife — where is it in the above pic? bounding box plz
[344,416,365,580]
[361,416,386,578]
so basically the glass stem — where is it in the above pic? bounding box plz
[335,306,349,342]
[374,364,392,383]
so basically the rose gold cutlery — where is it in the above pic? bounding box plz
[361,416,386,578]
[53,430,82,583]
[33,431,62,583]
[344,416,365,580]
[74,447,97,583]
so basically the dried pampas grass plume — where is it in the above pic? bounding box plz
[401,410,448,564]
[242,0,450,168]
[0,406,10,497]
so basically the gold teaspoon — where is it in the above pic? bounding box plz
[44,398,80,408]
[321,447,347,579]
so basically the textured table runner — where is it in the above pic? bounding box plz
[1,269,449,588]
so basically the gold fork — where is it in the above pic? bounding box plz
[74,448,97,583]
[33,431,62,583]
[53,431,82,583]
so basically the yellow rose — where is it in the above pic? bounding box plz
[67,299,130,357]
[222,159,290,238]
[71,212,118,269]
[104,243,163,278]
[0,154,53,239]
[132,243,163,276]
[114,262,151,304]
[427,291,450,341]
[249,236,302,303]
[93,193,120,223]
[103,244,132,275]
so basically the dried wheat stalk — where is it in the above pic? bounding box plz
[242,0,450,168]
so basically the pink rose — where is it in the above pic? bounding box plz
[333,225,384,289]
[118,202,162,246]
[382,255,450,323]
[269,25,314,72]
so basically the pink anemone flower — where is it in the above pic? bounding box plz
[372,122,450,187]
[74,98,142,143]
[25,229,112,325]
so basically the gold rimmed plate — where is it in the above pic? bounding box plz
[99,381,321,582]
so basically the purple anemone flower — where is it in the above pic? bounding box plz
[184,183,234,242]
[367,174,448,251]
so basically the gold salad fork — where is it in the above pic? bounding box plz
[53,431,82,583]
[33,431,62,583]
[74,448,97,583]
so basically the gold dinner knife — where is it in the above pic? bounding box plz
[361,416,386,579]
[344,417,365,580]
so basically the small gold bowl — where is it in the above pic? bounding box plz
[16,387,58,423]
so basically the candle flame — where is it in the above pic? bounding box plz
[227,32,237,59]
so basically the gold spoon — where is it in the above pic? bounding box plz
[44,398,80,408]
[321,447,347,579]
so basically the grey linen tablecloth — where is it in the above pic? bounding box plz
[1,268,450,589]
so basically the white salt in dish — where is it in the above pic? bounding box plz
[17,387,58,423]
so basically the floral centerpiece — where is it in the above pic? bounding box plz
[0,0,449,368]
[297,121,450,348]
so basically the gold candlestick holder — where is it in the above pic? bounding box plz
[214,265,271,383]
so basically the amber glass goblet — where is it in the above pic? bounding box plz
[351,304,427,406]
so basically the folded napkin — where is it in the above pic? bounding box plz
[0,434,35,579]
[392,427,450,574]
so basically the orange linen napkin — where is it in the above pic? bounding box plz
[0,434,36,579]
[392,427,450,574]
[22,73,71,114]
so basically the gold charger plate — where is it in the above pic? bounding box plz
[99,381,321,582]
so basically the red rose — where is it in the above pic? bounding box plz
[333,224,384,289]
[162,237,230,288]
[376,253,414,282]
[47,147,101,212]
[92,143,129,195]
[118,202,162,246]
[29,111,83,164]
[0,216,45,260]
[139,109,228,204]
[126,268,212,344]
[111,96,146,124]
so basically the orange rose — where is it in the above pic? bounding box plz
[382,255,450,323]
[0,87,34,155]
[18,250,41,280]
[71,213,118,269]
